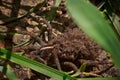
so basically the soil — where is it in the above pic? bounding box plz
[0,0,120,80]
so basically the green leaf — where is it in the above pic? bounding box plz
[6,65,18,80]
[46,0,61,21]
[66,0,120,68]
[108,13,120,38]
[72,62,87,77]
[78,62,87,72]
[0,48,76,80]
[104,1,120,38]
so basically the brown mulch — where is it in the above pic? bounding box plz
[0,0,120,80]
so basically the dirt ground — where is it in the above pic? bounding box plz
[0,0,120,80]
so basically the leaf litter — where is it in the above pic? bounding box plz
[0,0,120,79]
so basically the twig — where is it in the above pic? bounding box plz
[36,56,47,64]
[52,48,61,71]
[42,19,52,41]
[40,46,54,51]
[79,72,101,77]
[63,62,78,72]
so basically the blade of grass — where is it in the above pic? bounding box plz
[72,62,87,77]
[108,13,120,38]
[104,1,120,38]
[6,65,18,80]
[46,0,61,21]
[66,0,120,68]
[0,48,76,80]
[0,49,118,80]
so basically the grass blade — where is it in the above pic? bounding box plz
[0,48,76,80]
[104,1,120,37]
[72,62,87,77]
[46,0,61,21]
[6,65,18,80]
[66,0,120,68]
